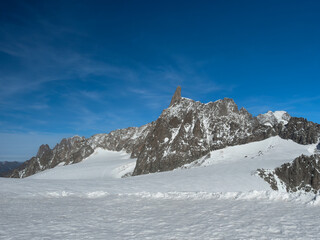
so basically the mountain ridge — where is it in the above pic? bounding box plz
[6,87,320,185]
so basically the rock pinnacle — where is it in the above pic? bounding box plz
[169,86,181,107]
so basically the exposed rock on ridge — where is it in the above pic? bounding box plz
[7,87,320,178]
[278,117,320,145]
[9,123,154,178]
[258,154,320,193]
[169,86,181,107]
[132,96,280,175]
[257,111,291,127]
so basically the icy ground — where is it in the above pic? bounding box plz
[1,136,320,239]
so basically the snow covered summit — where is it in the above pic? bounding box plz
[257,110,291,127]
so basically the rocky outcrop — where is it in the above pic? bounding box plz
[9,136,92,178]
[169,86,181,107]
[132,97,278,175]
[132,91,319,176]
[278,117,320,145]
[9,123,154,178]
[257,111,291,127]
[258,154,320,193]
[0,161,22,177]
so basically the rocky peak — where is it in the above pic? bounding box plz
[56,136,86,149]
[169,86,182,107]
[257,111,291,127]
[132,90,319,176]
[206,98,240,116]
[133,93,276,176]
[36,144,51,158]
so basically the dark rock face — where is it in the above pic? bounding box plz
[278,117,320,145]
[169,86,181,107]
[133,94,319,176]
[133,97,278,175]
[256,169,279,191]
[258,154,320,193]
[0,161,22,177]
[316,142,320,151]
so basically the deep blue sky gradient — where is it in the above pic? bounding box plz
[1,0,320,161]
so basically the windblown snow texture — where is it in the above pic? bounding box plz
[2,142,320,239]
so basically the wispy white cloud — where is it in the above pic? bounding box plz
[124,56,236,109]
[0,5,238,141]
[28,103,49,110]
[0,12,138,103]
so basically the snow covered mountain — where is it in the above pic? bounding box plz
[3,87,320,239]
[24,136,317,195]
[6,87,320,193]
[133,87,319,182]
[133,88,304,175]
[257,110,291,127]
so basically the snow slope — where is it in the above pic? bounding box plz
[29,148,136,180]
[0,136,319,240]
[28,136,316,193]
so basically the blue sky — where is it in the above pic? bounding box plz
[1,0,320,161]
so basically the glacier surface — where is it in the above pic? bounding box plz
[1,136,320,239]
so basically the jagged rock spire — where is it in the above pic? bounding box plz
[169,86,181,107]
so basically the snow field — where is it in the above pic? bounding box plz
[0,136,319,239]
[1,192,320,240]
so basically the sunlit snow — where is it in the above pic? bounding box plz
[1,136,319,239]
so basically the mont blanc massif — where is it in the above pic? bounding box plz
[2,87,320,239]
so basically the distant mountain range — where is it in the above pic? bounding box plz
[0,161,22,177]
[5,87,320,193]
